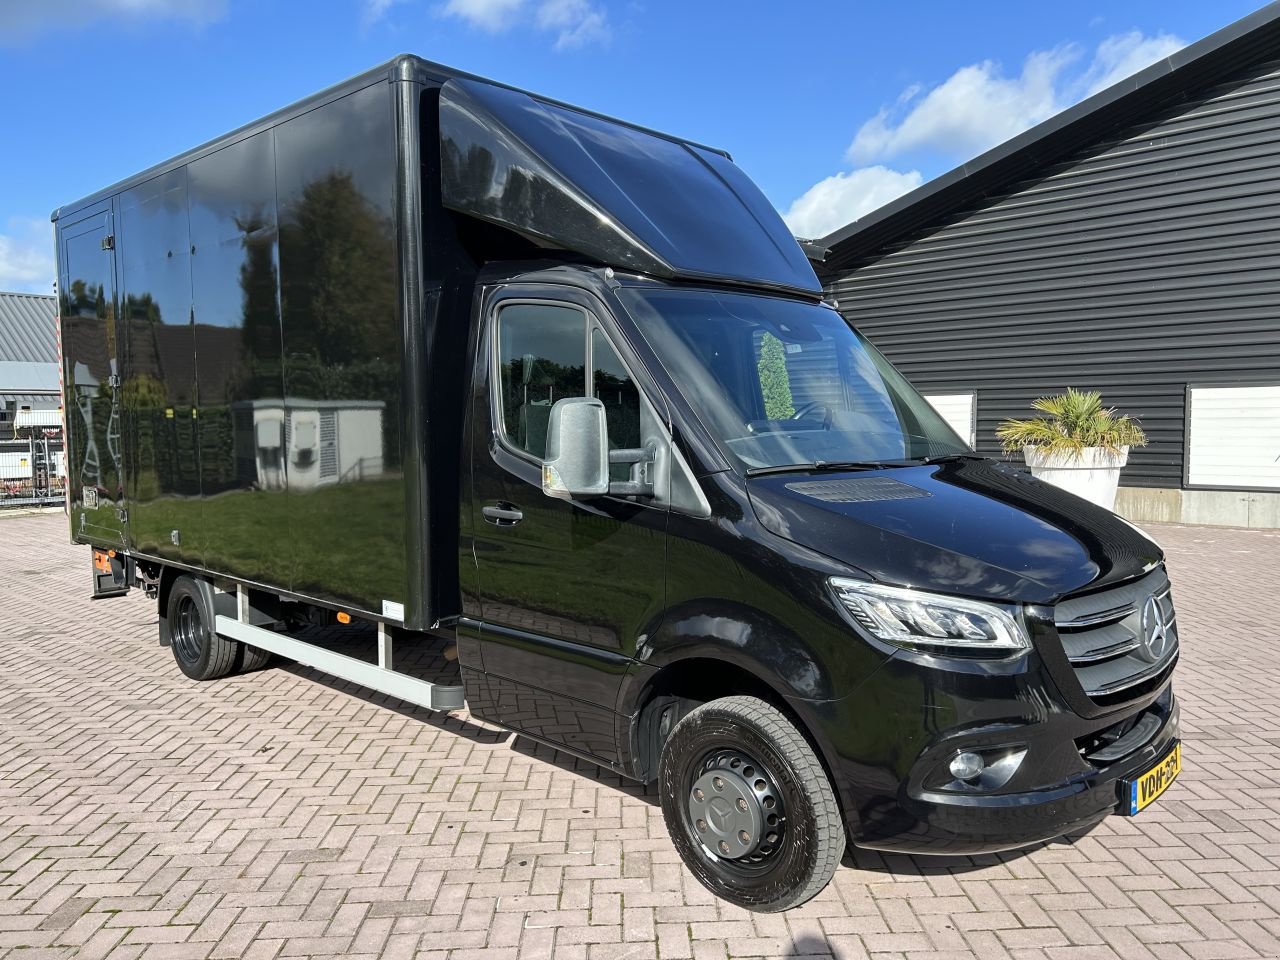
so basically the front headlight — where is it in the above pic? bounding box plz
[829,578,1029,654]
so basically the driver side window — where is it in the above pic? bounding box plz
[495,302,641,465]
[497,303,584,459]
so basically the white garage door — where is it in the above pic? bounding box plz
[1187,384,1280,489]
[923,392,976,447]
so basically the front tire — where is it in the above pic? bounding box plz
[658,695,845,912]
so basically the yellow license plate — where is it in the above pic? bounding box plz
[1126,742,1181,815]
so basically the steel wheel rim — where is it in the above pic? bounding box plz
[685,747,787,871]
[173,595,203,665]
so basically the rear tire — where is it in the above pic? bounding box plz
[167,576,238,681]
[658,695,845,912]
[235,644,273,673]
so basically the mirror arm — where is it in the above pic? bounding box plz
[607,480,652,497]
[608,447,648,465]
[607,443,657,498]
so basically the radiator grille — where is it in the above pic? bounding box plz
[1054,566,1178,700]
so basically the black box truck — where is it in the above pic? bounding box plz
[55,56,1181,911]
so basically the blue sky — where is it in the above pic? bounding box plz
[0,0,1266,293]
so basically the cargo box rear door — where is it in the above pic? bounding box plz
[60,207,128,548]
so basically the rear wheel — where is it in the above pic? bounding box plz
[166,576,238,681]
[658,695,845,912]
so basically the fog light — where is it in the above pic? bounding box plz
[949,752,985,781]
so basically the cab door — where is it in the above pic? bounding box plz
[467,288,669,764]
[60,207,127,547]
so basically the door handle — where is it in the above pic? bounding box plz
[482,502,524,525]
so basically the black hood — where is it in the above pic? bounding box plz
[746,458,1162,605]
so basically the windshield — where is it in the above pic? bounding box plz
[617,287,970,472]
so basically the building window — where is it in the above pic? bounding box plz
[922,392,977,448]
[1186,384,1280,490]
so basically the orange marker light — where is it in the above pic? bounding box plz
[336,611,351,624]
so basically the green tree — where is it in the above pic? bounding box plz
[758,333,794,420]
[278,171,398,371]
[274,170,400,465]
[121,373,167,410]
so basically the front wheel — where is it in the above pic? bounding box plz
[658,696,845,912]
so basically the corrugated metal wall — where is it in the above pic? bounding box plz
[825,55,1280,489]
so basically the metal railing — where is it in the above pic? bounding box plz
[0,437,66,508]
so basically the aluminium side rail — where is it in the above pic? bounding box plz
[213,585,466,712]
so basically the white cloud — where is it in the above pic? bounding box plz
[362,0,412,27]
[439,0,524,30]
[0,218,56,296]
[782,166,923,240]
[785,29,1186,242]
[849,46,1077,164]
[536,0,610,50]
[437,0,609,48]
[1078,30,1183,97]
[849,30,1184,165]
[0,0,225,42]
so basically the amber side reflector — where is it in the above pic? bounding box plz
[336,611,351,624]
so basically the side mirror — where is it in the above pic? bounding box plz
[542,397,609,499]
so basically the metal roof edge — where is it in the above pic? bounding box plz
[818,1,1280,268]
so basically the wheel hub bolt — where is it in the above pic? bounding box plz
[738,830,750,843]
[718,841,730,854]
[737,798,747,811]
[713,777,724,790]
[696,819,707,832]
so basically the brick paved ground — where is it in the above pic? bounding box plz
[2,512,1280,960]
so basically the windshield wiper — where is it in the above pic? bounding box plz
[912,453,988,466]
[745,460,914,478]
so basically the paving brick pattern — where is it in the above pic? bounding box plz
[2,512,1279,959]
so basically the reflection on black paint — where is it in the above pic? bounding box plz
[120,168,198,564]
[108,81,406,613]
[188,129,285,583]
[275,82,404,610]
[746,457,1159,604]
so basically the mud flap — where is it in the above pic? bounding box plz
[91,548,131,599]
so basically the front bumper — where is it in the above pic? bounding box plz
[862,693,1179,854]
[812,648,1180,855]
[860,686,1177,855]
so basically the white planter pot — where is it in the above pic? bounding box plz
[1023,446,1130,511]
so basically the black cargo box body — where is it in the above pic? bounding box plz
[54,55,819,630]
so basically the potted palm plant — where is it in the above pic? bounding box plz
[997,388,1147,511]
